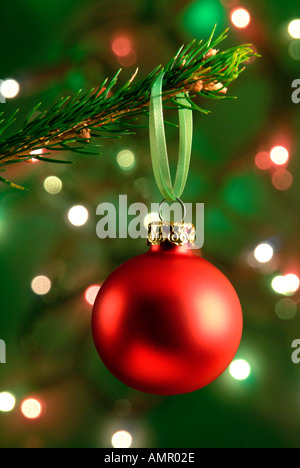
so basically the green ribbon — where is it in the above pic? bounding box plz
[149,71,193,201]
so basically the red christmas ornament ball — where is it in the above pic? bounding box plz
[92,242,243,395]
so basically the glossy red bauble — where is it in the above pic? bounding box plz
[92,243,243,395]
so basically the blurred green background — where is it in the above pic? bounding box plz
[0,0,300,448]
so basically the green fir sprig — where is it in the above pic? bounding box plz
[0,28,257,189]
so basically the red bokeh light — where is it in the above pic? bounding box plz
[272,170,293,191]
[255,151,272,170]
[117,49,138,67]
[112,37,132,57]
[21,398,43,420]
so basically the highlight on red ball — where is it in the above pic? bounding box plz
[85,285,101,306]
[21,398,43,420]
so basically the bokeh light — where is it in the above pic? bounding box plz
[31,275,52,296]
[43,176,63,195]
[288,19,300,39]
[254,243,274,264]
[285,274,300,294]
[30,148,43,162]
[270,146,289,166]
[117,49,138,67]
[229,359,251,381]
[230,8,251,29]
[85,285,101,306]
[272,274,300,296]
[112,36,132,56]
[21,398,43,420]
[116,150,136,171]
[111,430,132,448]
[182,0,225,38]
[0,392,16,412]
[0,79,20,98]
[272,170,293,191]
[114,399,132,417]
[255,151,272,170]
[272,276,287,295]
[68,205,89,226]
[275,298,298,320]
[289,41,300,60]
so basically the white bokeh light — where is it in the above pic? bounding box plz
[111,430,132,448]
[270,146,289,166]
[0,392,16,412]
[68,205,89,227]
[272,274,300,296]
[85,285,101,306]
[231,8,251,29]
[21,398,43,419]
[229,359,251,381]
[43,176,63,195]
[285,274,300,295]
[0,79,20,99]
[116,150,136,171]
[31,275,52,295]
[254,243,274,264]
[288,19,300,39]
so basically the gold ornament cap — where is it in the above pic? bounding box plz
[147,221,195,247]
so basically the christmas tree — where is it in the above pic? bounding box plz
[0,0,299,449]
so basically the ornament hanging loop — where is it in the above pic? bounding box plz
[149,71,193,202]
[158,198,186,224]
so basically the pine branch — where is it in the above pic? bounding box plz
[0,28,258,189]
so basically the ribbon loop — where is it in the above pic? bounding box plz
[149,72,193,201]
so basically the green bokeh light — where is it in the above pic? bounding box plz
[182,0,225,38]
[221,172,270,217]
